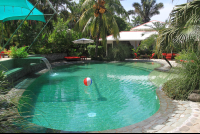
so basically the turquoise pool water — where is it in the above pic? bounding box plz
[18,62,160,131]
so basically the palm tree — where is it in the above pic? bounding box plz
[128,0,164,23]
[76,0,129,58]
[131,16,143,27]
[157,0,200,52]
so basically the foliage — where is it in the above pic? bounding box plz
[132,47,140,56]
[162,78,191,100]
[114,15,129,31]
[48,18,84,54]
[9,46,29,58]
[87,45,104,58]
[38,46,52,54]
[158,0,200,52]
[76,0,129,58]
[163,51,200,100]
[128,0,164,23]
[140,34,157,51]
[108,43,131,61]
[0,69,9,94]
[175,50,196,61]
[131,16,143,27]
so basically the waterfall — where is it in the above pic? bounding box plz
[41,58,53,74]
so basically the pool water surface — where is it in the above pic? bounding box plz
[18,62,160,131]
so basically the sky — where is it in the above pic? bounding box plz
[120,0,187,22]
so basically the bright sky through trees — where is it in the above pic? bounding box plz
[121,0,187,22]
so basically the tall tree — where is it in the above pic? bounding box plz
[76,0,129,58]
[128,0,164,23]
[131,16,143,27]
[158,0,200,52]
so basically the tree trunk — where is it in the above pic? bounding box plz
[95,14,102,58]
[163,56,172,68]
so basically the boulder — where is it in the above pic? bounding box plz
[188,93,200,102]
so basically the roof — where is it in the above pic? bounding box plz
[130,20,164,31]
[101,31,157,41]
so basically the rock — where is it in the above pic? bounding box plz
[188,93,200,102]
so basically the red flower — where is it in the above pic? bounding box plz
[191,60,194,63]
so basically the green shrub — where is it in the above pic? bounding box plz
[175,50,196,61]
[9,46,29,58]
[108,43,131,61]
[0,69,10,94]
[163,51,200,100]
[38,46,52,54]
[87,45,104,58]
[162,78,192,100]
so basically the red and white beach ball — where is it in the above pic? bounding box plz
[84,77,92,86]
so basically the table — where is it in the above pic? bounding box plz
[80,56,87,60]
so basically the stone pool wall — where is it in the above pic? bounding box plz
[6,62,46,83]
[40,53,68,61]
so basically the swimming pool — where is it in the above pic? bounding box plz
[18,62,160,131]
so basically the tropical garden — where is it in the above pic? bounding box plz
[0,0,200,132]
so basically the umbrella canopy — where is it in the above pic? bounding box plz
[72,38,94,44]
[0,0,46,22]
[0,0,31,9]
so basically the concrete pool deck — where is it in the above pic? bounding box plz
[4,58,200,133]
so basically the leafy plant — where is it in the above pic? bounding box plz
[108,43,131,61]
[88,45,104,58]
[163,51,200,100]
[9,46,29,58]
[175,50,196,61]
[0,70,9,94]
[38,46,52,54]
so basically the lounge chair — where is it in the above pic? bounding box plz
[166,53,172,60]
[134,53,140,59]
[162,53,167,59]
[150,53,155,59]
[64,56,81,61]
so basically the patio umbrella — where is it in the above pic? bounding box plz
[0,1,46,23]
[0,0,56,52]
[72,38,94,44]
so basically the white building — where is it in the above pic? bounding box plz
[102,20,164,56]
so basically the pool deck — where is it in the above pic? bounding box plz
[2,58,200,133]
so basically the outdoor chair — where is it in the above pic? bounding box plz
[150,53,155,59]
[162,53,167,59]
[134,53,140,59]
[64,56,81,61]
[80,56,87,61]
[0,51,5,58]
[166,53,172,60]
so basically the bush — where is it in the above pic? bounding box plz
[0,68,10,94]
[87,45,104,58]
[9,46,29,58]
[175,50,196,61]
[108,43,131,61]
[38,46,52,54]
[162,78,192,100]
[163,51,200,100]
